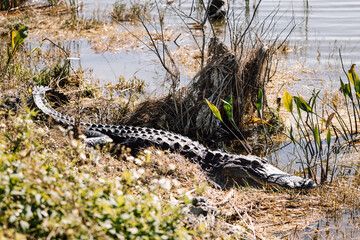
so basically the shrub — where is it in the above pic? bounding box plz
[0,112,192,239]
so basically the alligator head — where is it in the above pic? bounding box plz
[220,157,316,189]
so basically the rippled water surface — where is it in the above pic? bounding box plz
[72,0,360,93]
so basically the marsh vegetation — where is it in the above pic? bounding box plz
[1,0,360,239]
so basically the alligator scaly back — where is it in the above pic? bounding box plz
[33,86,316,189]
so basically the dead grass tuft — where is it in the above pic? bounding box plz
[120,38,272,144]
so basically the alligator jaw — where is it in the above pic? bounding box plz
[221,160,316,189]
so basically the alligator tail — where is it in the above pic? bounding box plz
[32,86,75,126]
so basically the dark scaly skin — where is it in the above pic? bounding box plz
[33,86,316,189]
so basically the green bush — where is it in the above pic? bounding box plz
[0,112,192,239]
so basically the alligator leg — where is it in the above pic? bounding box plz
[83,130,113,147]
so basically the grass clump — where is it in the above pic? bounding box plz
[111,0,154,22]
[0,112,194,239]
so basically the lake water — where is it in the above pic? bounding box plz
[64,0,360,96]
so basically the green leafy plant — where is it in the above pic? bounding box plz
[206,90,282,155]
[5,26,28,71]
[0,112,195,239]
[206,96,252,153]
[282,89,335,184]
[280,65,360,185]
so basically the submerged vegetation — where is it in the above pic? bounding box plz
[1,0,360,239]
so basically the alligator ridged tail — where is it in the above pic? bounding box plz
[33,86,76,126]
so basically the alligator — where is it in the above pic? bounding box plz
[33,86,316,189]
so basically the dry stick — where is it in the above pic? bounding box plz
[236,0,262,52]
[115,16,178,84]
[172,0,211,71]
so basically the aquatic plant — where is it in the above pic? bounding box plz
[3,26,28,75]
[282,65,360,185]
[206,95,252,153]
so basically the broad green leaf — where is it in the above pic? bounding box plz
[327,127,331,148]
[11,27,15,50]
[355,78,360,93]
[222,95,233,122]
[356,92,360,99]
[314,125,320,146]
[345,83,353,98]
[14,26,28,47]
[294,96,313,113]
[339,78,352,98]
[348,64,359,92]
[256,89,263,118]
[283,90,293,112]
[348,69,354,86]
[205,99,223,122]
